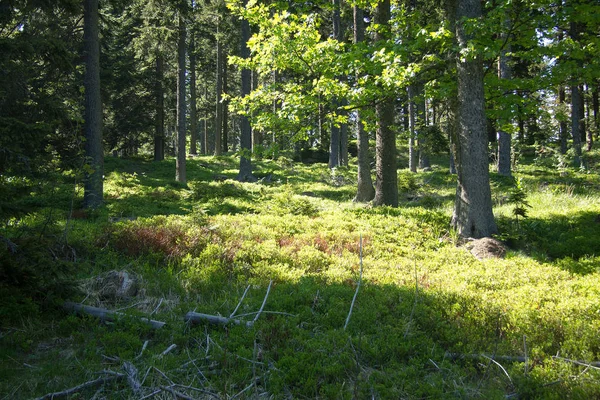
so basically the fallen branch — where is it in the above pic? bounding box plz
[552,356,600,370]
[344,235,363,331]
[230,284,251,318]
[184,312,254,327]
[253,280,273,323]
[35,371,126,400]
[64,302,166,329]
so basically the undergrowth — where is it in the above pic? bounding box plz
[1,152,600,399]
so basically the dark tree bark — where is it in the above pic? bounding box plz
[571,84,584,167]
[373,0,398,207]
[496,40,512,176]
[154,55,165,161]
[328,0,342,169]
[222,57,229,153]
[237,8,256,182]
[214,25,223,156]
[353,5,375,202]
[450,0,497,238]
[175,13,187,184]
[83,0,103,209]
[408,85,418,173]
[593,82,599,144]
[340,121,348,167]
[189,34,198,155]
[559,86,568,154]
[251,70,261,152]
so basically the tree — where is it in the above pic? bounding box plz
[352,4,375,202]
[372,0,398,207]
[236,1,256,182]
[449,0,497,238]
[83,0,104,209]
[175,11,187,184]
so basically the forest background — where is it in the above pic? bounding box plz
[1,0,600,398]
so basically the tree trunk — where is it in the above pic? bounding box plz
[237,8,255,182]
[416,86,429,169]
[496,40,512,176]
[176,13,187,184]
[559,86,568,154]
[83,0,103,209]
[189,34,198,155]
[251,70,261,152]
[408,85,418,173]
[571,84,584,167]
[214,26,223,156]
[373,0,398,207]
[328,0,342,169]
[450,0,497,238]
[222,57,229,153]
[340,121,348,167]
[353,5,374,202]
[154,55,165,161]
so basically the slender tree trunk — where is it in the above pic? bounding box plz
[340,122,348,167]
[328,0,342,169]
[251,70,261,152]
[237,7,255,182]
[189,35,198,155]
[571,84,584,167]
[222,57,229,153]
[176,13,187,184]
[450,0,497,238]
[353,6,374,201]
[593,82,599,144]
[496,38,512,176]
[559,86,568,154]
[154,55,165,161]
[373,0,398,207]
[214,25,223,156]
[408,85,418,173]
[83,0,103,209]
[416,85,429,169]
[584,85,592,151]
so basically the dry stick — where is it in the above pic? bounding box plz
[253,280,273,323]
[344,235,363,331]
[184,312,254,327]
[151,298,164,316]
[122,361,142,395]
[552,356,600,370]
[34,372,126,400]
[480,354,513,384]
[160,385,194,400]
[135,340,149,360]
[160,344,177,358]
[64,302,166,329]
[229,284,251,318]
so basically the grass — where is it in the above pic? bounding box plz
[1,150,600,399]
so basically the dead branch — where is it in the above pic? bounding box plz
[344,235,363,331]
[34,372,126,400]
[184,312,254,327]
[445,352,526,363]
[253,280,273,323]
[64,302,166,329]
[230,284,251,318]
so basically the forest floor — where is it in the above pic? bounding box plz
[2,148,600,399]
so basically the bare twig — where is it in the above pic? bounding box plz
[135,340,149,360]
[160,344,177,358]
[160,385,194,400]
[344,234,363,331]
[481,354,513,384]
[253,280,273,323]
[234,311,296,318]
[151,298,164,316]
[230,285,251,318]
[34,372,126,400]
[552,356,600,370]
